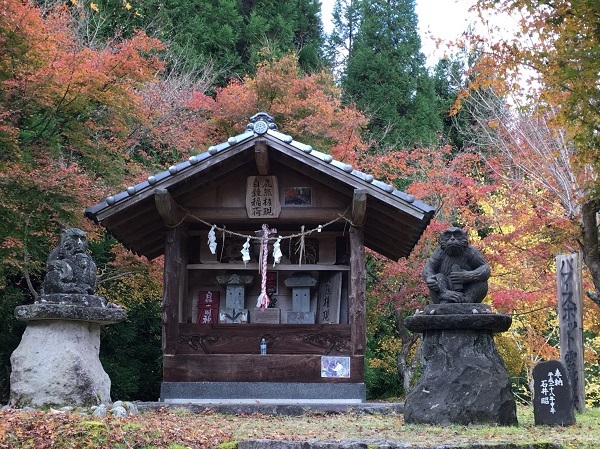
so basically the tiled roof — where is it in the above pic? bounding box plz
[85,113,434,260]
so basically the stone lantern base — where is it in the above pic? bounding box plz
[403,303,517,426]
[10,301,126,408]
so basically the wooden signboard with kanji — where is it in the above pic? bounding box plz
[196,291,220,324]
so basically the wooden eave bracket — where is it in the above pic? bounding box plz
[255,140,270,175]
[155,188,184,227]
[352,188,367,227]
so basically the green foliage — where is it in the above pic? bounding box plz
[217,443,238,449]
[100,295,162,401]
[431,54,471,151]
[584,331,600,408]
[82,0,325,84]
[0,285,27,403]
[365,294,403,400]
[325,0,361,76]
[341,0,442,150]
[0,164,80,283]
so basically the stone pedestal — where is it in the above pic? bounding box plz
[284,273,316,324]
[403,303,517,426]
[10,301,126,407]
[216,274,253,322]
[250,307,281,324]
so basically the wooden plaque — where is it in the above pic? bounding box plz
[246,176,281,219]
[196,290,220,324]
[317,272,342,324]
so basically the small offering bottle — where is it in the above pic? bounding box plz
[260,338,267,355]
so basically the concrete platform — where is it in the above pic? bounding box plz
[136,400,404,416]
[160,382,366,404]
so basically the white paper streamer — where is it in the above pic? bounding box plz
[207,225,217,254]
[241,237,251,265]
[272,237,282,266]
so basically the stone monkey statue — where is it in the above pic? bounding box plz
[422,227,490,304]
[43,228,97,295]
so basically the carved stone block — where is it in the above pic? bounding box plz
[250,308,280,324]
[286,311,315,324]
[218,308,248,324]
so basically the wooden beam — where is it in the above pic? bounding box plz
[155,188,184,226]
[254,140,270,175]
[349,226,366,355]
[162,224,186,355]
[163,354,364,383]
[351,188,367,227]
[177,323,351,355]
[186,206,346,224]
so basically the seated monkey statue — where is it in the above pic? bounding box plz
[422,227,490,304]
[43,228,97,295]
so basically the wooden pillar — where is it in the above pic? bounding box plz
[162,224,186,355]
[349,188,367,359]
[156,188,187,355]
[349,225,366,355]
[556,253,586,413]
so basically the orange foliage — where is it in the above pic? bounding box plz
[0,0,164,175]
[0,0,165,293]
[360,144,577,381]
[361,144,573,318]
[180,53,370,163]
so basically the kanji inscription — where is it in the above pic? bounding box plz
[246,176,281,219]
[556,253,585,413]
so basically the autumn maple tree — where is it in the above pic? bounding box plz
[0,0,167,399]
[181,52,371,164]
[0,0,165,283]
[454,0,600,306]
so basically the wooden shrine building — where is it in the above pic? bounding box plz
[85,113,434,403]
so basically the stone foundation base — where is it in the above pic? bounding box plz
[404,305,517,426]
[10,319,112,407]
[160,382,366,404]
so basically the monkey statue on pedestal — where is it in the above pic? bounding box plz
[422,227,490,304]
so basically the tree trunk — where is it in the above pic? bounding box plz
[580,199,600,307]
[395,308,421,393]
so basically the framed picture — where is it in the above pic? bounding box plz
[284,187,312,206]
[321,356,350,378]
